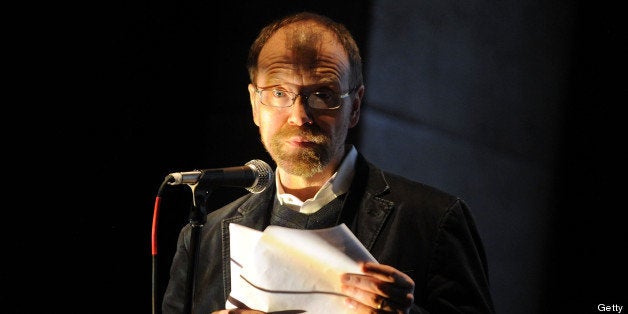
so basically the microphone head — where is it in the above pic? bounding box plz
[244,159,274,193]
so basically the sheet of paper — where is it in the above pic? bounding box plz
[227,223,377,313]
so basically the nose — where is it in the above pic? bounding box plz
[287,95,314,126]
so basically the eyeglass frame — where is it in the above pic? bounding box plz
[253,85,358,110]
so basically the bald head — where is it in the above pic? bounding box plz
[247,12,363,89]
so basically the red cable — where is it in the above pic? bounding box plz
[152,196,162,256]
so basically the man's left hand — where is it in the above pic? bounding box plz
[340,262,415,313]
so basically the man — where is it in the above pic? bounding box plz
[163,12,494,314]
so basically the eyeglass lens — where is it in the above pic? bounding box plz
[259,89,338,109]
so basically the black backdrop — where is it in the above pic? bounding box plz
[5,1,625,313]
[6,2,372,313]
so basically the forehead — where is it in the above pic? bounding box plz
[256,21,350,84]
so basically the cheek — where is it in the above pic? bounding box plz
[316,113,349,135]
[257,111,284,137]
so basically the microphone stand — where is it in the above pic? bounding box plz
[182,183,212,314]
[163,159,272,313]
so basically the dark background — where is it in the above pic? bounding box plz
[5,0,624,313]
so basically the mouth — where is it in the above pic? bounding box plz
[286,136,318,147]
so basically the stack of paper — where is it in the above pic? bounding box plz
[227,223,377,313]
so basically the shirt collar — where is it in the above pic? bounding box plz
[276,145,358,214]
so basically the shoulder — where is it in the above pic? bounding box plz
[359,155,461,210]
[206,192,254,220]
[203,185,275,228]
[358,156,474,230]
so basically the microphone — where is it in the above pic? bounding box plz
[166,159,274,193]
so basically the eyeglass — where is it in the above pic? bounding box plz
[254,85,356,110]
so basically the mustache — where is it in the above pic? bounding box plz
[276,124,327,143]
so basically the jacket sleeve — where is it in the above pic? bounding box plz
[162,224,192,314]
[416,199,495,314]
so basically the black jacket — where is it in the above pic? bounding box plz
[163,154,495,313]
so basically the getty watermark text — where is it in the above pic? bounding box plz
[598,304,623,313]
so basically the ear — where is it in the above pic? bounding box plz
[248,84,261,126]
[349,85,364,128]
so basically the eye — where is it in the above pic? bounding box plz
[272,89,289,98]
[312,91,334,101]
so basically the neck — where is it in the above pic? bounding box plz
[278,146,348,201]
[278,167,334,201]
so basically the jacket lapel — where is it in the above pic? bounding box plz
[343,154,395,251]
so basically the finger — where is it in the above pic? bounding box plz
[341,279,385,310]
[345,264,414,308]
[341,274,414,310]
[361,262,414,288]
[350,263,414,298]
[341,272,381,295]
[343,294,399,313]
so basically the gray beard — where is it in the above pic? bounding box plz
[263,123,332,178]
[268,140,329,178]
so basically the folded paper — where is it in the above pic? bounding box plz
[227,223,377,313]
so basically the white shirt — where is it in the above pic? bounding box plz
[275,145,358,214]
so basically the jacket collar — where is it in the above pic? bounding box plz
[223,153,395,240]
